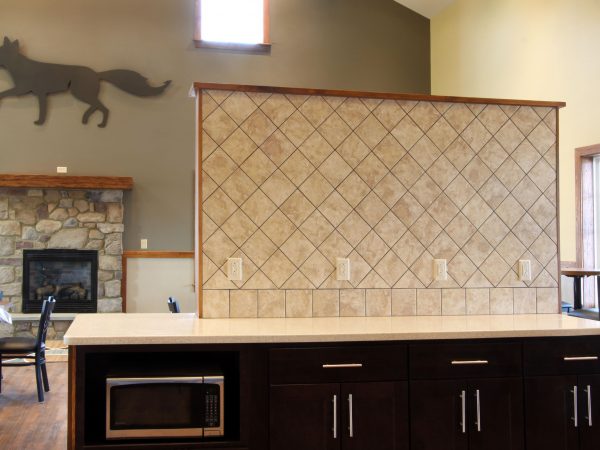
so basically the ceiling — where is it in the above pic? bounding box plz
[394,0,455,18]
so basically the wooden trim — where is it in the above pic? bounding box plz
[121,251,194,313]
[575,144,600,268]
[194,0,270,50]
[196,91,204,318]
[0,174,133,190]
[67,346,76,450]
[555,109,562,313]
[190,82,566,108]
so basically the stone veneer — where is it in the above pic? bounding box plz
[0,188,124,315]
[200,88,559,318]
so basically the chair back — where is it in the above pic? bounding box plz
[36,297,56,351]
[167,297,180,313]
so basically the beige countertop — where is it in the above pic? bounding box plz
[63,313,600,345]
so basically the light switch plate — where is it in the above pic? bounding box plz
[228,258,243,281]
[140,239,148,249]
[56,166,68,174]
[433,259,447,281]
[518,260,531,282]
[336,258,350,281]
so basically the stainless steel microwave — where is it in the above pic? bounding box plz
[106,375,224,439]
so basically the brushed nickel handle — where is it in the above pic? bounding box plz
[451,360,489,365]
[564,356,599,361]
[460,390,466,434]
[348,394,354,438]
[332,395,337,439]
[322,363,363,369]
[586,385,593,427]
[475,389,481,432]
[572,386,579,427]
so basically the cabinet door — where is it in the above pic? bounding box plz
[270,383,340,450]
[341,382,408,450]
[410,380,469,450]
[468,378,524,450]
[524,375,579,450]
[578,375,600,450]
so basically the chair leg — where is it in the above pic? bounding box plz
[35,362,44,402]
[41,362,50,392]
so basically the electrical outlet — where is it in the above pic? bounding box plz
[336,258,350,281]
[228,258,243,281]
[140,239,148,250]
[518,260,532,282]
[56,166,68,174]
[433,259,448,281]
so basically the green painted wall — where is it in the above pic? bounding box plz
[0,0,429,250]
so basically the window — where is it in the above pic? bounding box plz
[195,0,270,50]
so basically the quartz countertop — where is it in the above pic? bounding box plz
[63,313,600,346]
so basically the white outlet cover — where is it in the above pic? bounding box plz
[140,239,148,250]
[336,258,350,281]
[228,258,243,281]
[56,166,68,173]
[518,260,531,282]
[433,259,447,281]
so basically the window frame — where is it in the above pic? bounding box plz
[194,0,271,51]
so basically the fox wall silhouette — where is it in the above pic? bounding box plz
[0,37,171,127]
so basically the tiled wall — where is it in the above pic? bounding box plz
[201,89,559,317]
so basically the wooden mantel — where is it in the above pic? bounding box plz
[0,174,133,190]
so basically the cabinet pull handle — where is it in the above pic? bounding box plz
[332,395,337,439]
[460,390,466,434]
[322,363,363,369]
[572,386,579,428]
[475,389,481,432]
[451,360,489,365]
[348,394,354,438]
[585,385,593,427]
[564,356,598,361]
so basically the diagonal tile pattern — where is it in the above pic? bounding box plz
[201,89,559,317]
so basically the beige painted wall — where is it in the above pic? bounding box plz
[431,0,600,263]
[0,0,430,251]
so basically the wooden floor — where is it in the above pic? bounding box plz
[0,361,67,450]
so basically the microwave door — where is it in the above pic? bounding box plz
[203,376,225,437]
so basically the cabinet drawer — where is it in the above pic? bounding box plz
[269,345,407,384]
[409,342,521,379]
[524,336,600,375]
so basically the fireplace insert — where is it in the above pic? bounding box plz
[22,249,98,313]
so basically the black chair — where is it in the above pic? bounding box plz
[0,297,56,402]
[167,297,180,313]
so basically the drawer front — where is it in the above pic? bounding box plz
[409,342,522,379]
[269,345,407,384]
[524,337,600,376]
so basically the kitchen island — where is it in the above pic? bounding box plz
[65,314,600,450]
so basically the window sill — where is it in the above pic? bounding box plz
[194,40,271,53]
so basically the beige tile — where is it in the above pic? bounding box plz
[514,288,536,314]
[496,195,525,228]
[203,290,230,318]
[392,289,416,315]
[513,214,543,247]
[337,98,370,128]
[478,105,508,134]
[221,169,258,206]
[318,113,352,148]
[374,212,407,247]
[340,289,366,316]
[229,290,258,318]
[318,231,353,261]
[444,175,475,209]
[391,192,425,228]
[356,154,388,188]
[411,174,442,209]
[478,138,508,172]
[409,136,441,171]
[479,176,509,209]
[261,250,297,287]
[203,107,238,144]
[283,271,316,289]
[373,100,405,132]
[490,288,513,314]
[318,152,352,187]
[259,94,296,126]
[529,196,556,229]
[410,212,442,247]
[496,158,525,191]
[221,210,258,247]
[280,230,317,268]
[462,156,492,190]
[495,120,525,154]
[444,137,475,171]
[337,133,370,168]
[356,115,388,149]
[299,210,335,247]
[392,154,424,189]
[373,134,406,169]
[462,232,493,267]
[240,149,277,185]
[313,290,340,317]
[280,190,316,226]
[461,194,492,229]
[338,212,371,247]
[300,251,334,288]
[530,233,556,266]
[319,192,352,227]
[512,140,541,173]
[203,230,238,267]
[300,171,334,206]
[411,251,435,286]
[391,115,424,150]
[374,251,407,286]
[258,290,286,317]
[356,192,389,227]
[462,118,492,152]
[537,287,559,313]
[512,106,541,136]
[444,103,475,133]
[221,91,257,125]
[466,288,489,315]
[261,170,296,207]
[348,251,372,286]
[356,231,389,267]
[299,96,334,127]
[261,131,296,166]
[529,159,555,192]
[428,155,459,190]
[241,230,277,267]
[285,290,313,317]
[427,117,458,152]
[393,231,425,266]
[203,188,237,226]
[366,289,392,316]
[221,129,257,165]
[448,251,476,286]
[480,252,511,287]
[240,110,277,146]
[429,232,460,261]
[280,151,315,186]
[409,102,440,131]
[261,210,296,247]
[442,289,466,315]
[479,214,509,248]
[337,172,371,208]
[416,289,441,315]
[373,173,406,208]
[528,122,556,153]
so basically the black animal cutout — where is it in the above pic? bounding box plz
[0,37,171,127]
